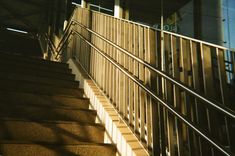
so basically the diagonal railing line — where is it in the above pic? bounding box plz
[44,7,235,155]
[71,29,234,156]
[56,19,235,120]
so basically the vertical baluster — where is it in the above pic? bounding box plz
[172,36,183,156]
[145,28,157,152]
[128,23,134,126]
[103,14,106,92]
[107,16,111,99]
[96,13,100,86]
[200,43,220,156]
[165,34,176,156]
[112,18,117,105]
[95,13,99,84]
[190,41,202,156]
[119,20,125,115]
[123,21,129,119]
[113,19,119,108]
[159,29,167,155]
[216,48,231,150]
[180,38,194,156]
[91,11,95,78]
[122,21,126,117]
[87,9,92,71]
[83,9,87,66]
[99,13,105,90]
[133,24,140,134]
[102,15,107,93]
[83,9,87,68]
[139,26,145,141]
[99,14,104,89]
[116,19,121,111]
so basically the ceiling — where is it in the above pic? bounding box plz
[90,0,191,25]
[129,0,191,25]
[0,0,71,56]
[0,0,69,37]
[0,0,191,36]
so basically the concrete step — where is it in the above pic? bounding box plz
[0,92,90,109]
[0,120,104,143]
[0,142,116,156]
[0,60,72,74]
[0,104,96,123]
[0,52,69,69]
[0,79,84,96]
[0,65,75,81]
[0,71,79,88]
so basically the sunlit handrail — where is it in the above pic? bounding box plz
[59,19,235,120]
[41,33,57,56]
[45,7,235,156]
[70,29,233,156]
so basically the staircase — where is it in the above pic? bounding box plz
[0,53,116,156]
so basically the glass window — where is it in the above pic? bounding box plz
[223,0,235,49]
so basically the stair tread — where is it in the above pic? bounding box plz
[0,53,116,155]
[0,52,69,67]
[0,91,90,109]
[0,142,116,156]
[0,140,114,146]
[0,104,96,123]
[0,67,75,80]
[0,79,84,97]
[0,118,99,126]
[0,71,79,88]
[0,61,72,74]
[0,119,104,143]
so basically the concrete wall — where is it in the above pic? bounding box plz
[200,0,223,45]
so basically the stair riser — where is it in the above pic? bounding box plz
[0,92,89,109]
[0,105,96,123]
[0,67,75,81]
[0,121,104,143]
[0,80,84,97]
[0,61,71,74]
[0,72,79,88]
[0,144,116,156]
[0,54,69,69]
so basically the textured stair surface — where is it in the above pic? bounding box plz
[0,66,75,80]
[0,92,90,109]
[0,59,72,74]
[0,53,116,156]
[0,71,79,88]
[0,143,116,156]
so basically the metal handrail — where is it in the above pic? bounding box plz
[44,7,235,155]
[42,33,57,56]
[61,19,235,120]
[71,29,233,156]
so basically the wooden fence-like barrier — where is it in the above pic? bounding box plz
[58,7,235,156]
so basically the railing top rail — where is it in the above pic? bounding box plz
[75,6,235,53]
